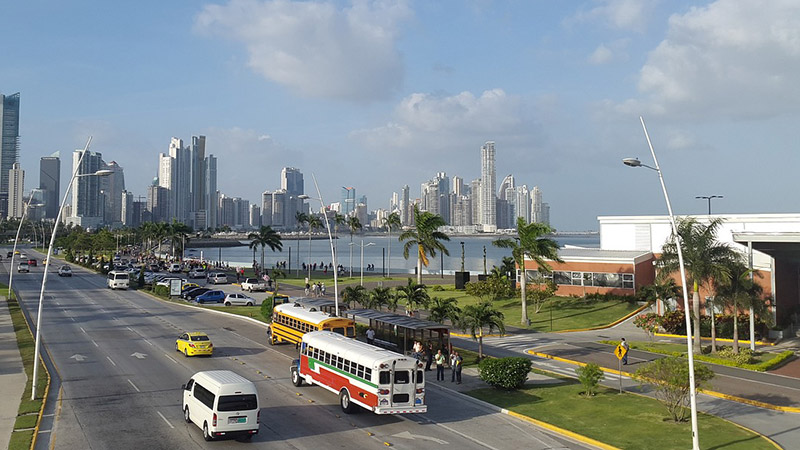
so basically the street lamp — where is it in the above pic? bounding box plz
[32,138,113,400]
[623,116,699,450]
[299,175,341,316]
[460,241,465,272]
[350,240,374,286]
[695,195,723,215]
[7,188,44,300]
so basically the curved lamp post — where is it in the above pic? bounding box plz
[7,188,44,300]
[623,116,699,450]
[349,240,375,286]
[299,174,340,316]
[32,137,114,400]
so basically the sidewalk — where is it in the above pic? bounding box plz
[0,297,27,449]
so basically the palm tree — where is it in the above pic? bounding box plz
[395,278,430,316]
[369,286,393,311]
[382,212,401,277]
[169,221,192,260]
[428,296,461,325]
[306,215,322,281]
[333,213,346,269]
[346,216,362,278]
[247,226,284,272]
[659,217,737,353]
[342,285,367,308]
[271,268,286,292]
[459,301,505,359]
[493,217,562,325]
[714,258,764,353]
[399,205,450,284]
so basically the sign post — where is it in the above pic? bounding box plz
[614,344,628,393]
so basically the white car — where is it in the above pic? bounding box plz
[223,293,260,306]
[58,265,73,277]
[168,263,183,273]
[17,262,30,273]
[156,277,185,288]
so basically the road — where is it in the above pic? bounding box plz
[9,254,592,450]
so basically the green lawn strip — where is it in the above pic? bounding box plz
[8,429,34,450]
[200,305,270,324]
[467,380,773,450]
[1,286,48,450]
[599,340,795,372]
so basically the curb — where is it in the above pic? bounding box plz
[526,349,800,414]
[654,332,775,346]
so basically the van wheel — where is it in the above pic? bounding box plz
[291,368,303,387]
[203,422,213,441]
[246,302,253,306]
[183,407,191,423]
[339,389,356,414]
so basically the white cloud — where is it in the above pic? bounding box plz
[572,0,657,32]
[588,44,613,64]
[635,0,800,119]
[195,0,411,102]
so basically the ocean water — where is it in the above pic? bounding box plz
[187,234,599,276]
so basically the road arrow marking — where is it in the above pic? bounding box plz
[392,431,448,444]
[131,352,148,359]
[70,354,87,362]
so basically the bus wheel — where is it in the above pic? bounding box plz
[268,328,275,345]
[339,389,356,414]
[291,368,303,387]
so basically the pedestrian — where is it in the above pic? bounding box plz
[321,282,326,296]
[412,341,423,360]
[305,282,310,296]
[366,327,375,345]
[454,351,463,384]
[424,342,433,371]
[236,270,240,283]
[435,350,446,381]
[621,337,630,365]
[450,351,458,382]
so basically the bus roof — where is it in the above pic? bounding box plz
[302,331,415,368]
[274,302,350,326]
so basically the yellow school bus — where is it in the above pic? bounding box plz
[268,302,356,346]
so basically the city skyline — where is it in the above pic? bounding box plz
[4,1,800,230]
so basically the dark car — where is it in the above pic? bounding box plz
[6,251,12,258]
[183,287,210,301]
[195,290,226,304]
[27,258,37,267]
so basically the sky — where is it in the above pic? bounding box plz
[2,0,800,231]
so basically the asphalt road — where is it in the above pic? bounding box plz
[10,254,593,450]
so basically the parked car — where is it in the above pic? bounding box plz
[17,262,30,273]
[224,293,260,306]
[195,290,226,304]
[58,265,73,277]
[207,272,228,285]
[168,263,182,273]
[182,287,210,301]
[241,278,267,292]
[149,264,160,272]
[181,282,200,293]
[175,332,213,357]
[188,267,206,279]
[6,251,13,257]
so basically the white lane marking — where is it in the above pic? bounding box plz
[144,339,154,346]
[80,327,86,334]
[70,317,76,322]
[43,414,54,418]
[157,411,174,429]
[38,429,52,434]
[106,356,117,367]
[91,339,99,347]
[127,326,134,332]
[127,379,140,392]
[112,316,119,321]
[164,354,179,364]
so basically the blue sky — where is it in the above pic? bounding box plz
[3,0,799,231]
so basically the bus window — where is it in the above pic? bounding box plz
[332,327,345,335]
[345,327,356,337]
[416,370,424,383]
[379,371,390,385]
[394,371,410,384]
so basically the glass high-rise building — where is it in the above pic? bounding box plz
[1,92,21,218]
[39,154,60,219]
[68,149,105,228]
[480,141,497,232]
[341,186,356,216]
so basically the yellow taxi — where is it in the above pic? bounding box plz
[180,282,200,293]
[175,332,213,357]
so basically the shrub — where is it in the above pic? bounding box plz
[634,357,714,422]
[575,363,604,397]
[153,285,170,297]
[633,313,661,340]
[717,347,755,365]
[432,285,445,292]
[478,357,531,390]
[660,310,686,334]
[260,296,274,320]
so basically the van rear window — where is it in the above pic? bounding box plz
[217,394,258,411]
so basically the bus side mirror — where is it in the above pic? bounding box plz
[181,384,186,390]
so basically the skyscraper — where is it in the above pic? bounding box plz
[341,187,356,216]
[68,149,105,228]
[169,137,190,223]
[157,152,173,221]
[205,155,218,230]
[39,154,60,219]
[400,185,410,226]
[7,162,24,219]
[190,135,206,214]
[1,92,21,218]
[101,160,125,226]
[480,141,497,232]
[281,167,304,196]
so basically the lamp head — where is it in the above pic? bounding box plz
[94,169,114,176]
[622,158,642,167]
[298,194,310,200]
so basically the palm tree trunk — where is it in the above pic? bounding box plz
[387,229,391,278]
[733,301,739,353]
[693,285,701,353]
[710,296,717,353]
[478,333,483,360]
[417,255,422,285]
[520,265,529,326]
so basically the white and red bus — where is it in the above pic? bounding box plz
[290,331,427,415]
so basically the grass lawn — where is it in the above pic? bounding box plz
[2,286,48,450]
[201,305,270,324]
[429,286,641,332]
[468,378,774,450]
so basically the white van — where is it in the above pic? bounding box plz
[182,370,260,441]
[107,270,130,290]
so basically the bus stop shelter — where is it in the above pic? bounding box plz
[344,308,450,355]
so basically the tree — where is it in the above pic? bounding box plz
[575,363,604,397]
[659,217,737,353]
[493,218,561,325]
[168,221,192,259]
[382,212,401,278]
[634,357,714,422]
[428,296,461,325]
[395,278,430,316]
[637,278,682,311]
[270,268,286,293]
[346,216,362,278]
[714,258,767,353]
[527,278,557,314]
[342,285,367,308]
[247,226,284,272]
[459,301,505,359]
[368,286,393,311]
[399,205,450,284]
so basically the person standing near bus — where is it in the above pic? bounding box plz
[450,352,458,382]
[435,350,446,381]
[454,352,463,384]
[366,327,375,345]
[424,342,433,371]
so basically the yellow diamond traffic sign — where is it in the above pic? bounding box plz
[615,344,628,360]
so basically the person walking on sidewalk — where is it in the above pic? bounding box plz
[424,342,433,371]
[454,352,463,384]
[435,350,446,381]
[366,327,375,345]
[621,338,630,365]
